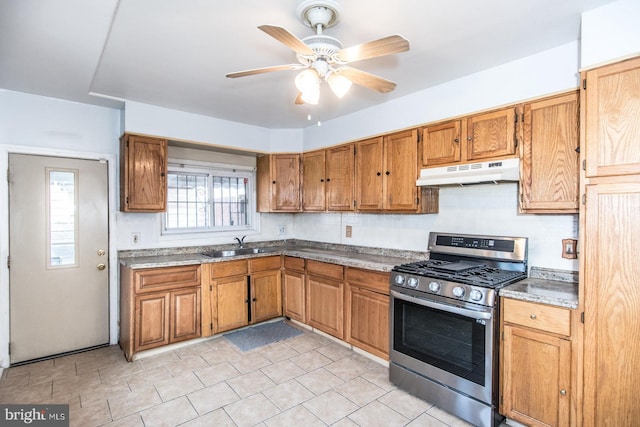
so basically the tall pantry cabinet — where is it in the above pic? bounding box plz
[580,55,640,426]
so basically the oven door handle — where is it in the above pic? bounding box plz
[390,290,493,320]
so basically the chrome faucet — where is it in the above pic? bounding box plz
[234,235,247,248]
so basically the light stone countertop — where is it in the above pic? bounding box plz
[118,241,427,273]
[499,267,578,309]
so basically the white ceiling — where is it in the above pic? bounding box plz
[0,0,616,129]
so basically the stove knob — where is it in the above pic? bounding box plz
[407,277,419,288]
[469,289,483,301]
[428,281,441,292]
[452,286,466,298]
[394,275,405,285]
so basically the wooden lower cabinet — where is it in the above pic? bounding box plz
[306,260,344,339]
[251,269,282,323]
[500,298,572,427]
[120,264,201,361]
[215,275,249,333]
[283,257,306,322]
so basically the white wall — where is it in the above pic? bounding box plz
[581,0,640,69]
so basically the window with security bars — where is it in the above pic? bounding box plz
[164,165,252,232]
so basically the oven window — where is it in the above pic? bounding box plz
[393,298,486,386]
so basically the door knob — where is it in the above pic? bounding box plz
[97,249,106,256]
[97,263,106,271]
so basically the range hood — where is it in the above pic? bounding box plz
[416,157,520,186]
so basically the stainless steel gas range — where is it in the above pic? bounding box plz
[389,232,528,427]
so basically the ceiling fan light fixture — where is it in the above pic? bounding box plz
[295,69,320,104]
[327,73,352,98]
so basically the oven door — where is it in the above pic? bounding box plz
[389,289,496,404]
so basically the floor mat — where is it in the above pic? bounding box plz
[223,320,304,352]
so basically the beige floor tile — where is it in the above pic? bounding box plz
[125,366,172,391]
[426,406,475,426]
[332,418,360,427]
[361,367,397,392]
[153,372,204,402]
[303,390,359,424]
[315,342,354,361]
[99,361,144,384]
[260,360,305,384]
[29,363,77,386]
[258,343,300,363]
[78,379,131,407]
[347,400,410,427]
[140,396,198,426]
[4,360,54,378]
[0,380,52,404]
[262,379,315,411]
[264,405,325,427]
[179,408,236,426]
[174,342,213,357]
[224,393,281,427]
[107,385,162,420]
[406,413,450,427]
[296,367,344,395]
[229,352,272,374]
[137,351,181,370]
[378,388,434,420]
[186,382,239,415]
[52,370,102,400]
[334,377,387,407]
[226,369,276,398]
[193,361,240,386]
[100,413,144,427]
[284,334,326,353]
[199,345,241,366]
[325,357,370,381]
[69,398,112,427]
[289,350,332,372]
[164,355,209,377]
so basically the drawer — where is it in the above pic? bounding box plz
[250,255,281,273]
[210,259,248,279]
[503,298,571,336]
[345,267,390,295]
[307,260,344,281]
[134,265,201,294]
[284,256,305,272]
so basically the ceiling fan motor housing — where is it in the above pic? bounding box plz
[296,0,343,30]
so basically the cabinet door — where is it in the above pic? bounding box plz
[521,92,579,213]
[466,107,516,160]
[384,129,418,211]
[502,324,571,427]
[344,285,389,360]
[272,154,301,211]
[583,181,640,426]
[306,274,343,339]
[355,137,384,211]
[135,292,170,351]
[302,150,326,211]
[283,269,305,322]
[584,56,640,178]
[421,120,462,167]
[256,154,272,212]
[251,270,282,323]
[327,144,355,211]
[215,275,249,333]
[120,134,167,212]
[170,287,201,343]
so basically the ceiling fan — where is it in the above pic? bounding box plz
[226,0,410,105]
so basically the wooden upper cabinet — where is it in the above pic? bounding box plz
[420,120,462,167]
[584,56,640,178]
[302,150,326,211]
[466,107,517,161]
[520,91,580,213]
[384,129,419,211]
[355,137,384,211]
[326,144,355,211]
[256,153,301,212]
[120,134,168,212]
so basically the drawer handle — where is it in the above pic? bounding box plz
[560,389,567,396]
[530,314,537,319]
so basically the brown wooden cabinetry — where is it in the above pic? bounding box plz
[421,120,462,167]
[306,260,344,339]
[302,150,326,211]
[302,145,355,212]
[520,91,580,213]
[120,134,168,212]
[283,256,306,322]
[500,298,572,427]
[344,268,390,360]
[466,107,517,160]
[256,154,301,212]
[120,264,201,361]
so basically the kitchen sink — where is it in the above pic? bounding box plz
[200,247,276,258]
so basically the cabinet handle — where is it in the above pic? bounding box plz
[560,389,567,396]
[252,297,257,302]
[326,178,330,182]
[454,138,459,143]
[376,172,381,176]
[320,179,324,182]
[385,171,390,176]
[530,314,537,319]
[467,137,473,141]
[245,299,249,303]
[272,181,276,184]
[160,172,165,177]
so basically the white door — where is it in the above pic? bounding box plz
[9,154,109,364]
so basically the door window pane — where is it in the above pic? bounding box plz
[47,170,77,267]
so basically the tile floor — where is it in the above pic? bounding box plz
[0,323,487,426]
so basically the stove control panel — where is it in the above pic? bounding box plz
[390,272,495,307]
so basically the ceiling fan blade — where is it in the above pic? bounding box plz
[258,25,316,56]
[337,67,397,93]
[336,35,409,63]
[294,92,305,105]
[226,64,301,78]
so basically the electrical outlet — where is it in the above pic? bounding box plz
[131,232,140,245]
[562,238,577,259]
[345,225,352,238]
[278,225,286,235]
